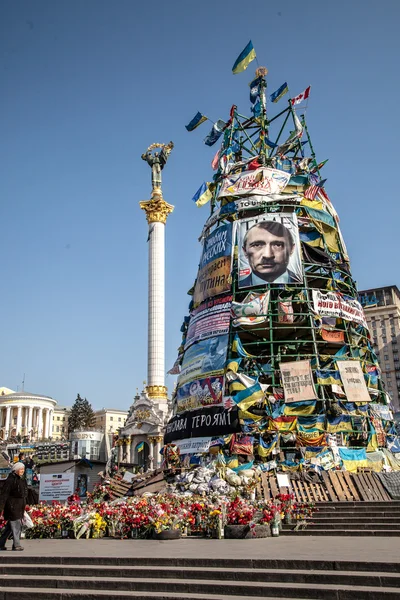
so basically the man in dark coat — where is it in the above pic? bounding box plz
[0,462,28,551]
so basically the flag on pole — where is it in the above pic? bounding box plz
[304,185,319,200]
[291,86,311,106]
[137,442,145,452]
[204,119,226,146]
[270,82,289,103]
[185,111,208,131]
[249,76,262,103]
[192,182,213,207]
[211,148,220,170]
[232,41,256,74]
[311,159,329,172]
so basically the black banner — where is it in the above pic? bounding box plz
[164,405,241,444]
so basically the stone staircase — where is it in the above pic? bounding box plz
[282,500,400,536]
[0,555,399,599]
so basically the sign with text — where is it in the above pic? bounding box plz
[280,360,318,403]
[193,223,233,305]
[185,294,232,349]
[218,167,290,198]
[312,290,368,329]
[164,405,240,443]
[337,360,371,403]
[39,473,75,503]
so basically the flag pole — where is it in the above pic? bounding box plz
[301,114,321,179]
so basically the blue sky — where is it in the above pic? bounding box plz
[1,0,399,410]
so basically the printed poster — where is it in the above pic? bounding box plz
[193,223,233,305]
[218,167,290,198]
[337,360,371,403]
[238,213,303,287]
[175,376,224,414]
[312,291,368,329]
[280,359,318,403]
[185,295,232,349]
[39,473,75,502]
[178,335,228,386]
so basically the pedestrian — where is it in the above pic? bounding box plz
[0,462,28,551]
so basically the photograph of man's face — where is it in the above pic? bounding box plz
[238,215,302,287]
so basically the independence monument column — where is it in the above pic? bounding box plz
[140,142,174,414]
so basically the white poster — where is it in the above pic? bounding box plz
[312,290,368,329]
[280,359,318,403]
[337,360,371,403]
[39,473,75,502]
[174,437,212,454]
[218,167,290,198]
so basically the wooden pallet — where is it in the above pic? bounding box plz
[320,470,392,502]
[258,472,328,503]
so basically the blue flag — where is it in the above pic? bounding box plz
[249,76,262,104]
[204,119,226,146]
[270,82,289,103]
[185,111,208,131]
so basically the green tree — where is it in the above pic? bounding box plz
[68,394,95,432]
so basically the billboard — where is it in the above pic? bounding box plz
[218,167,290,198]
[238,213,302,287]
[193,223,233,305]
[175,376,224,414]
[185,295,232,349]
[178,335,228,386]
[164,405,241,443]
[39,473,75,502]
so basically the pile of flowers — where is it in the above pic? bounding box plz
[0,492,315,540]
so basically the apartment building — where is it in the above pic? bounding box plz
[93,408,128,434]
[359,285,400,412]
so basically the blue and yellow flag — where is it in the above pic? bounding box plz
[137,441,145,452]
[270,82,289,103]
[232,41,256,74]
[185,111,208,132]
[192,182,213,207]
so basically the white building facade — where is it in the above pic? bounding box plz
[0,387,57,441]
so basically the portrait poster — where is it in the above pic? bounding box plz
[175,376,224,414]
[193,223,234,305]
[185,294,232,350]
[218,167,290,198]
[164,405,241,443]
[238,213,303,288]
[337,360,371,403]
[312,290,368,329]
[280,359,318,403]
[178,335,228,386]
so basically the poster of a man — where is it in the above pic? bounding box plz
[201,338,226,373]
[238,214,302,287]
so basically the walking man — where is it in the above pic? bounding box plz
[0,461,28,551]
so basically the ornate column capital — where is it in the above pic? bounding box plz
[139,197,174,225]
[146,384,168,400]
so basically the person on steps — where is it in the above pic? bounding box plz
[0,461,28,551]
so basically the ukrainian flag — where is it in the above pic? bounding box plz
[137,441,145,453]
[185,111,208,132]
[192,182,213,207]
[232,41,256,74]
[233,382,264,411]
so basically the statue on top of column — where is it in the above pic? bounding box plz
[141,141,174,197]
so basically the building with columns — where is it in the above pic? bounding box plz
[0,387,57,442]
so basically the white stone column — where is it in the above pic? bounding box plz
[148,221,165,389]
[16,406,22,436]
[117,444,123,464]
[140,194,173,404]
[38,407,44,439]
[148,439,154,470]
[43,408,49,438]
[5,406,11,437]
[154,437,162,468]
[48,409,54,438]
[28,406,33,435]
